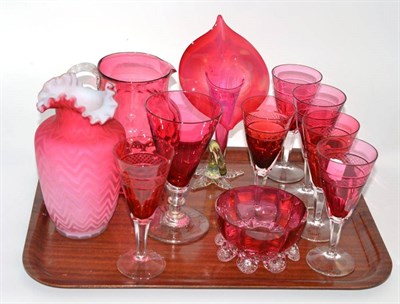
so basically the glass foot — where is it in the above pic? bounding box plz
[215,233,300,274]
[268,161,304,184]
[237,253,259,274]
[192,165,244,190]
[263,253,287,273]
[117,249,165,280]
[306,246,355,277]
[149,205,209,244]
[301,212,330,242]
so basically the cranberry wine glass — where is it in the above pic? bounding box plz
[242,96,295,185]
[307,138,378,277]
[114,136,174,280]
[294,84,347,207]
[146,91,222,244]
[301,110,360,242]
[291,83,347,230]
[268,64,322,184]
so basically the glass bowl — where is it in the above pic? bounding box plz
[215,185,307,274]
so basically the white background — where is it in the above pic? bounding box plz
[1,0,399,303]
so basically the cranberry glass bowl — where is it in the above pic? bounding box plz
[215,185,307,274]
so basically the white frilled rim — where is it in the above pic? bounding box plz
[37,73,118,125]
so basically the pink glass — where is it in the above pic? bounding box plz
[307,138,378,277]
[179,15,269,189]
[301,110,360,242]
[268,64,322,184]
[114,137,174,280]
[98,52,176,138]
[296,84,347,139]
[292,83,347,209]
[215,185,307,274]
[146,91,222,244]
[35,73,126,239]
[242,96,295,185]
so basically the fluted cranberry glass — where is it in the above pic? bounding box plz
[295,84,347,140]
[114,137,174,280]
[146,91,222,244]
[307,138,378,277]
[242,96,295,186]
[301,110,360,242]
[268,64,322,184]
[290,83,347,211]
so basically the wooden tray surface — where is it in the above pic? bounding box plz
[22,148,392,289]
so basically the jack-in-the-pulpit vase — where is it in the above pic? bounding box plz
[34,72,126,239]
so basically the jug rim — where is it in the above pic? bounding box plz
[98,51,176,84]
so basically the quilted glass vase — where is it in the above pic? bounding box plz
[34,72,126,239]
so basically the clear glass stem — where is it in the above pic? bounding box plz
[327,218,344,257]
[281,130,296,166]
[313,187,325,223]
[302,158,313,191]
[163,183,190,228]
[133,218,150,259]
[254,168,268,186]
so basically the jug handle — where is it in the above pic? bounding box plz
[67,62,100,89]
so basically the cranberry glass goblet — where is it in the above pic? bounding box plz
[307,138,378,277]
[268,64,322,184]
[242,96,295,185]
[146,91,222,244]
[294,84,347,207]
[114,136,174,280]
[301,110,360,242]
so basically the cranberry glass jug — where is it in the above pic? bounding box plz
[34,71,126,239]
[70,52,176,138]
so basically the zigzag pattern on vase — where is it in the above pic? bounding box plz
[35,133,122,239]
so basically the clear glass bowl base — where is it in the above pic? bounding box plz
[268,162,304,184]
[117,249,166,280]
[214,233,301,274]
[306,246,355,277]
[149,206,210,244]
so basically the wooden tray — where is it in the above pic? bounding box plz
[22,148,392,289]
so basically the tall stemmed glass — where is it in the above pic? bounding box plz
[301,110,360,242]
[190,70,246,190]
[293,84,347,208]
[114,136,174,280]
[307,138,378,277]
[146,91,222,244]
[242,95,295,185]
[268,64,323,184]
[206,70,244,154]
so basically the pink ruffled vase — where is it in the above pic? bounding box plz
[34,73,125,239]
